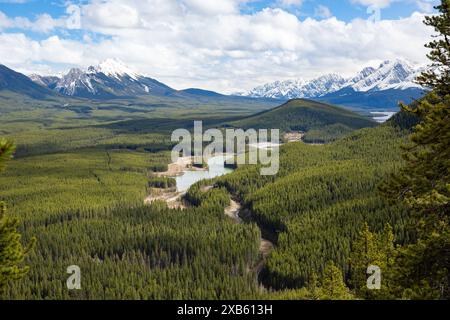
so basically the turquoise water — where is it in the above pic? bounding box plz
[175,155,234,192]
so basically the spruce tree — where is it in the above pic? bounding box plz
[0,139,35,295]
[349,223,396,299]
[320,262,352,300]
[380,0,450,299]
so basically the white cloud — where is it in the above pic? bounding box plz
[0,10,66,33]
[0,1,434,93]
[351,0,393,8]
[82,2,140,29]
[314,5,332,18]
[181,0,243,15]
[277,0,303,7]
[415,0,435,13]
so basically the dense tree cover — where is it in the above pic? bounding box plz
[0,149,153,221]
[348,223,396,299]
[4,202,261,299]
[320,262,353,300]
[1,2,446,297]
[148,176,176,189]
[216,123,412,291]
[228,99,376,143]
[379,0,450,299]
[0,139,34,294]
[262,262,353,300]
[0,142,263,299]
[1,104,438,299]
[302,124,354,144]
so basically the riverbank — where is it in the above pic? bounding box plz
[145,154,275,290]
[145,153,233,206]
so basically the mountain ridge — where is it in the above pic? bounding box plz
[227,98,376,143]
[0,64,57,99]
[242,59,426,109]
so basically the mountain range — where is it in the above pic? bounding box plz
[241,60,426,110]
[29,59,176,99]
[0,59,267,104]
[0,58,426,113]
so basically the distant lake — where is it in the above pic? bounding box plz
[175,155,234,192]
[371,111,397,123]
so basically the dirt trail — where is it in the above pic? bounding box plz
[145,156,275,288]
[224,199,243,223]
[223,196,274,282]
[144,189,187,209]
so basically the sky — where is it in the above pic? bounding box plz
[0,0,440,93]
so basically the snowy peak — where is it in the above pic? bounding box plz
[29,58,175,98]
[55,68,96,96]
[348,59,420,92]
[88,58,139,81]
[29,74,60,88]
[247,73,346,100]
[347,67,376,85]
[245,59,423,100]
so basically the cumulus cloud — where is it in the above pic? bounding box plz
[415,0,435,13]
[0,10,66,33]
[277,0,303,7]
[0,0,434,93]
[351,0,393,8]
[314,5,333,18]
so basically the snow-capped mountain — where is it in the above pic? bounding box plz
[87,58,139,81]
[29,74,60,89]
[34,59,175,99]
[344,60,423,92]
[244,59,424,100]
[247,74,347,100]
[22,58,426,109]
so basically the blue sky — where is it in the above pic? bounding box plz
[243,0,435,20]
[0,0,436,21]
[0,0,440,92]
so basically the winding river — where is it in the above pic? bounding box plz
[175,155,234,192]
[171,154,274,286]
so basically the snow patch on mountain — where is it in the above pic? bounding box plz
[244,59,424,100]
[346,59,420,92]
[55,68,97,96]
[87,58,139,81]
[247,74,346,99]
[29,58,176,98]
[29,74,60,88]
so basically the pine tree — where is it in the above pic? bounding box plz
[349,223,380,298]
[416,0,450,98]
[0,139,14,171]
[349,223,396,299]
[320,262,352,300]
[0,139,35,295]
[380,0,450,299]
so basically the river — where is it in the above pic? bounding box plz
[172,154,274,288]
[175,155,234,192]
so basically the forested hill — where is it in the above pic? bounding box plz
[215,118,412,293]
[0,101,417,300]
[227,99,377,143]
